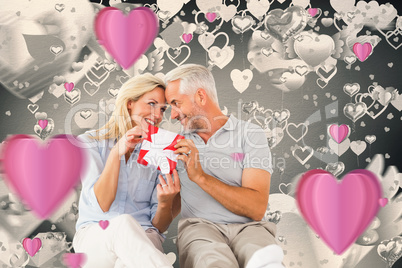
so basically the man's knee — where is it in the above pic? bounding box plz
[180,242,239,268]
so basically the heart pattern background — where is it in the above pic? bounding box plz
[0,0,401,267]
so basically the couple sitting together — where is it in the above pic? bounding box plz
[73,64,284,268]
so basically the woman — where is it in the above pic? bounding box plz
[73,74,180,268]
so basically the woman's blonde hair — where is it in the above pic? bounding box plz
[89,73,165,140]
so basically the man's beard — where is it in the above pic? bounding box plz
[184,104,210,133]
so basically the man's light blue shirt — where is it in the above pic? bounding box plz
[75,130,161,231]
[177,115,273,224]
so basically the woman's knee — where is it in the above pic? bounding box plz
[113,214,143,231]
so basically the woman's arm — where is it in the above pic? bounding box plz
[151,170,181,233]
[94,126,147,212]
[93,146,121,212]
[172,192,181,219]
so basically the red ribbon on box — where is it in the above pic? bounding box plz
[137,125,184,174]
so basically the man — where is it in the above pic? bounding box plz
[164,64,284,268]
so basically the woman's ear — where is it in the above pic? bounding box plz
[127,100,133,110]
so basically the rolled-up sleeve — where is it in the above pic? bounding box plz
[242,123,273,174]
[78,133,109,214]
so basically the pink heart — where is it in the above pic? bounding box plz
[379,198,388,207]
[64,82,74,92]
[231,153,245,162]
[353,42,372,62]
[2,135,86,219]
[308,8,318,17]
[182,33,193,43]
[63,253,87,268]
[328,124,349,144]
[206,12,217,22]
[99,220,109,230]
[22,237,42,257]
[296,169,382,254]
[38,119,48,130]
[95,7,159,69]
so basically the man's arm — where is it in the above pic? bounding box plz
[175,139,271,221]
[195,168,270,221]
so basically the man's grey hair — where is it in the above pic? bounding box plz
[164,64,219,105]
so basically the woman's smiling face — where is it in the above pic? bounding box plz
[127,86,167,130]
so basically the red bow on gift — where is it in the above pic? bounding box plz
[137,125,184,174]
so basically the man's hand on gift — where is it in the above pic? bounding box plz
[174,139,206,183]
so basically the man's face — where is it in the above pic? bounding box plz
[165,79,208,132]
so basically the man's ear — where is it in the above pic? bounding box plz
[195,88,207,105]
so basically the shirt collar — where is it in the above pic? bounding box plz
[221,114,237,131]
